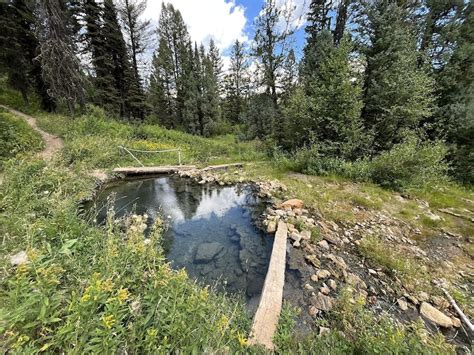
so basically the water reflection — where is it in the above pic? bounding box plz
[89,175,273,300]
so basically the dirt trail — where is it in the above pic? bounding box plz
[1,105,63,161]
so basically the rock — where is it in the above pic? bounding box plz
[267,221,277,233]
[425,211,441,221]
[397,298,408,311]
[317,269,331,279]
[432,296,449,310]
[451,317,461,328]
[305,283,315,291]
[420,302,453,328]
[418,292,429,302]
[309,306,318,317]
[319,326,330,336]
[305,254,321,268]
[326,254,348,271]
[278,199,304,210]
[346,273,367,290]
[328,279,337,290]
[323,234,343,246]
[368,268,377,275]
[275,209,286,217]
[10,251,28,266]
[320,283,330,295]
[310,293,334,312]
[195,242,224,263]
[293,241,301,248]
[290,232,302,243]
[300,230,311,240]
[318,240,330,250]
[407,295,419,305]
[311,274,319,282]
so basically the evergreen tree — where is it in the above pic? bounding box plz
[36,0,85,116]
[224,40,249,123]
[305,0,332,42]
[333,0,350,45]
[281,49,298,97]
[419,0,463,68]
[437,2,473,183]
[361,0,434,152]
[149,3,191,126]
[182,43,201,135]
[201,44,221,135]
[0,0,55,110]
[307,32,364,158]
[208,38,223,95]
[253,0,294,105]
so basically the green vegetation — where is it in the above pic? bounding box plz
[0,110,43,166]
[274,291,454,354]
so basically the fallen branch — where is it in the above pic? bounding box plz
[441,287,474,334]
[438,208,474,223]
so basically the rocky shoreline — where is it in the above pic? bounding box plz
[176,165,473,351]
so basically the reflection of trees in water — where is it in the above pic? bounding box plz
[168,176,202,220]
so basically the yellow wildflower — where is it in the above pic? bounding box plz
[216,315,229,334]
[117,288,129,304]
[102,314,116,329]
[147,328,158,337]
[237,332,248,347]
[16,264,29,275]
[101,279,114,292]
[80,292,91,303]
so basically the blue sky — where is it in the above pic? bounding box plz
[143,0,310,68]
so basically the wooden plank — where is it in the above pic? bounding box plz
[113,166,196,175]
[249,221,288,350]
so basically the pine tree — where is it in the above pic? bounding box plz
[305,0,332,43]
[437,3,473,183]
[83,0,119,113]
[149,3,191,126]
[361,0,434,152]
[281,49,298,97]
[201,44,221,135]
[0,0,55,110]
[307,33,364,158]
[253,0,294,105]
[182,43,201,135]
[36,0,85,116]
[208,38,223,95]
[333,0,350,45]
[224,40,249,123]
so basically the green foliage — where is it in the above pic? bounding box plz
[368,136,450,190]
[0,111,43,164]
[274,288,454,354]
[361,1,435,152]
[275,137,450,191]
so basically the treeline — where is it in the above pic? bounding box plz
[0,0,472,183]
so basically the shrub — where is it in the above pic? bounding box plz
[368,136,449,190]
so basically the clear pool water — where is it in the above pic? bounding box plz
[87,175,274,299]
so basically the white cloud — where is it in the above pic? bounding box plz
[143,0,248,52]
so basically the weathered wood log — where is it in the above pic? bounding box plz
[249,221,288,350]
[113,166,196,175]
[202,163,244,171]
[441,287,474,334]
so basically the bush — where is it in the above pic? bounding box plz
[368,136,449,190]
[0,112,43,165]
[275,137,449,191]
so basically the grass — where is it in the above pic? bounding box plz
[1,90,472,352]
[0,109,44,167]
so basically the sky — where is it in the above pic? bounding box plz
[142,0,311,72]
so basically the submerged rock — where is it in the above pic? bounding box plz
[195,242,224,263]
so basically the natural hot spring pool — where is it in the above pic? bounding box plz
[85,175,274,300]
